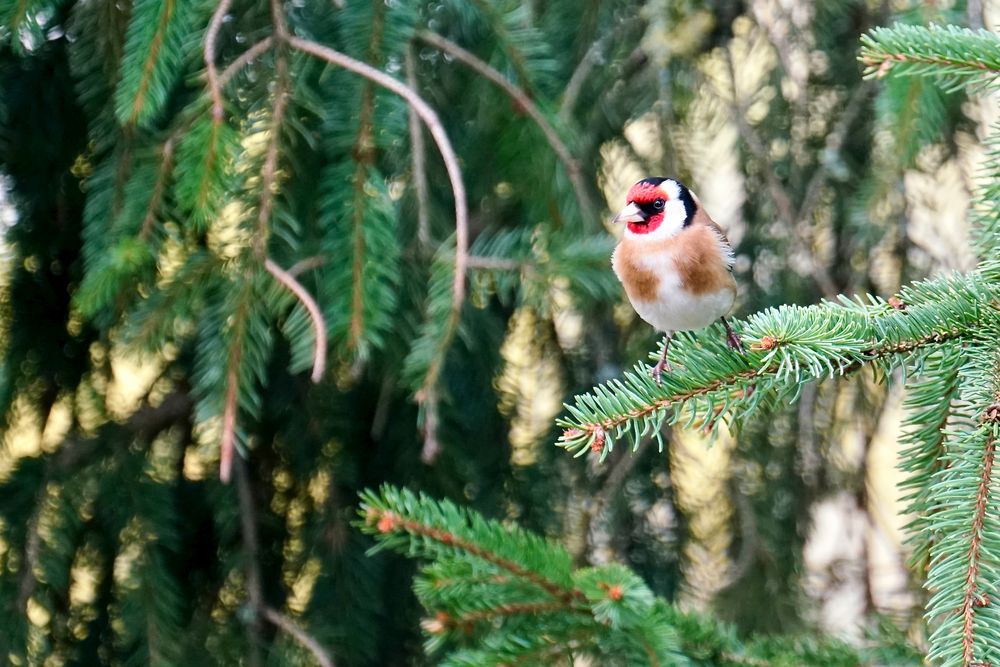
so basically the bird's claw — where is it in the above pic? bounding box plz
[726,330,746,355]
[651,359,673,386]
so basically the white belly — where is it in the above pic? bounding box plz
[631,286,734,332]
[619,249,735,333]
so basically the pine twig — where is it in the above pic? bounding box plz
[261,607,336,667]
[264,258,327,382]
[415,30,593,221]
[218,37,274,88]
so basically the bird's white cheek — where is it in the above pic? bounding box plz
[623,200,687,241]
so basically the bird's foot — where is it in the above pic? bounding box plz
[726,329,745,355]
[651,358,673,386]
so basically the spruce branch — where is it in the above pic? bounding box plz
[287,35,469,307]
[415,29,593,221]
[139,136,175,239]
[264,258,326,383]
[361,495,584,606]
[558,275,1000,459]
[860,24,1000,90]
[289,35,469,457]
[960,429,995,667]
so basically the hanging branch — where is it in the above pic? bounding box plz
[287,36,468,307]
[261,607,336,667]
[265,259,327,382]
[405,45,431,251]
[288,35,469,461]
[415,30,594,221]
[203,0,232,121]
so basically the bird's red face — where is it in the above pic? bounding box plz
[613,177,694,240]
[618,181,670,235]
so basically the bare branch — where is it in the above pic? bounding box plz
[204,0,233,121]
[220,354,239,484]
[287,255,326,278]
[218,37,274,89]
[265,258,327,383]
[406,45,431,251]
[415,30,593,221]
[234,457,264,667]
[262,607,336,667]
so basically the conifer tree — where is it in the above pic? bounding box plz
[0,1,993,666]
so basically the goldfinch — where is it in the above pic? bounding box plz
[611,177,744,384]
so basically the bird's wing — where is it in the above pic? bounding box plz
[692,207,735,271]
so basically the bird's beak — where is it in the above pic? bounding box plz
[613,202,646,224]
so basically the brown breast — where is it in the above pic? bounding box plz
[613,209,736,301]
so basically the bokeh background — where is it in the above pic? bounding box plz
[0,0,997,664]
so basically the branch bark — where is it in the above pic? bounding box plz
[415,30,593,221]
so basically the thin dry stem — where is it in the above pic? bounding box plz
[218,37,274,88]
[220,354,239,483]
[204,0,232,121]
[265,258,327,383]
[262,607,336,667]
[139,137,176,239]
[960,430,995,666]
[416,30,593,220]
[406,45,431,250]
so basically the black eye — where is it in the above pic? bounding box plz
[653,198,665,210]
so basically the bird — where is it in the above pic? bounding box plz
[611,177,744,384]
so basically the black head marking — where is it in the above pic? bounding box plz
[675,182,696,226]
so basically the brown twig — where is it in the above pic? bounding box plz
[721,46,837,296]
[220,352,240,484]
[286,255,326,279]
[371,509,585,605]
[139,137,176,239]
[415,30,593,221]
[265,258,327,383]
[234,456,264,667]
[254,50,289,258]
[261,607,336,667]
[204,0,232,121]
[796,81,874,233]
[219,37,274,89]
[406,45,431,251]
[960,430,995,666]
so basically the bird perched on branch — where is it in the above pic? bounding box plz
[611,177,744,384]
